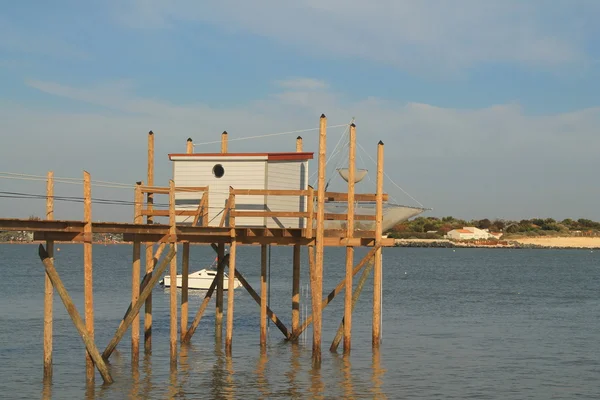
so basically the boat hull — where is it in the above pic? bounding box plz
[161,270,241,290]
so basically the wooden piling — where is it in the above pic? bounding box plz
[292,136,303,339]
[181,137,192,340]
[221,131,228,153]
[344,123,356,354]
[313,114,327,363]
[169,179,177,368]
[132,182,143,366]
[43,171,54,380]
[181,242,189,341]
[260,244,268,347]
[183,255,229,343]
[332,257,374,352]
[38,245,113,384]
[145,130,154,353]
[290,245,380,341]
[103,249,176,360]
[83,171,94,383]
[234,268,290,339]
[292,244,301,339]
[296,136,303,152]
[226,188,236,354]
[215,243,225,338]
[373,141,384,347]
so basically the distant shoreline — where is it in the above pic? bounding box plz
[3,237,600,250]
[394,237,600,249]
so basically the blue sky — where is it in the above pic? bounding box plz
[1,1,599,221]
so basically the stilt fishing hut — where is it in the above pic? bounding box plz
[0,114,427,385]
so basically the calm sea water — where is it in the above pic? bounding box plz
[0,244,599,399]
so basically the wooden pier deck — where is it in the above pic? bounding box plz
[0,114,395,385]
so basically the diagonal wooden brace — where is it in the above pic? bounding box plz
[38,244,114,384]
[234,268,291,339]
[102,248,176,360]
[330,258,375,352]
[117,243,166,334]
[289,244,380,341]
[182,254,229,344]
[208,243,290,339]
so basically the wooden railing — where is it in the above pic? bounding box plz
[133,184,382,234]
[135,185,209,226]
[225,187,380,237]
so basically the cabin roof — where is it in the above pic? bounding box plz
[169,152,314,161]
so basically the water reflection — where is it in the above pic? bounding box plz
[285,344,302,398]
[371,347,387,399]
[255,348,270,398]
[309,361,325,399]
[41,378,52,400]
[140,352,153,399]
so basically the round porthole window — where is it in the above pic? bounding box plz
[212,164,225,178]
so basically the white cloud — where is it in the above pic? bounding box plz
[114,0,597,73]
[275,78,329,90]
[2,77,599,221]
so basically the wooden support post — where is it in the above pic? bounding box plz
[83,171,94,383]
[292,133,303,336]
[291,244,301,339]
[183,255,229,343]
[145,130,154,353]
[43,171,54,380]
[169,179,177,368]
[332,259,375,352]
[312,113,327,363]
[296,136,303,152]
[290,245,380,341]
[226,188,236,355]
[132,182,143,366]
[260,244,268,347]
[186,137,193,154]
[221,131,228,153]
[373,141,384,347]
[215,243,225,338]
[103,249,176,360]
[344,123,356,354]
[234,268,290,339]
[117,244,166,334]
[306,186,314,237]
[181,242,189,341]
[38,245,113,384]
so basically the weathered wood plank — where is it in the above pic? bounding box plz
[38,245,113,384]
[102,248,176,360]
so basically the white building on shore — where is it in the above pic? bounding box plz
[446,227,501,240]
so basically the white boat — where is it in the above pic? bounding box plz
[160,268,242,290]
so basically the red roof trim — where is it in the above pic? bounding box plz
[168,152,314,161]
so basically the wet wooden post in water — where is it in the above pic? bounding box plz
[43,171,54,380]
[226,186,237,355]
[83,171,95,383]
[260,244,268,347]
[312,114,327,363]
[344,123,357,354]
[215,243,225,339]
[181,138,193,341]
[169,179,178,369]
[292,136,303,339]
[373,141,384,347]
[132,182,143,366]
[145,131,154,353]
[216,131,228,339]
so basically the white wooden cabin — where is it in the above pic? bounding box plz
[169,152,313,228]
